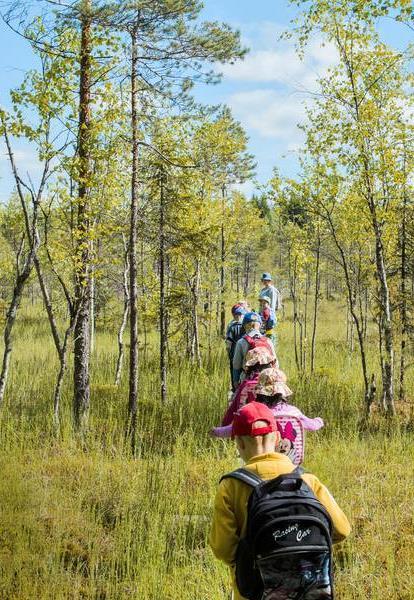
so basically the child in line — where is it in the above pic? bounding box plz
[236,299,249,311]
[258,296,276,344]
[211,368,323,465]
[232,312,276,388]
[221,344,279,427]
[225,304,246,391]
[209,402,351,600]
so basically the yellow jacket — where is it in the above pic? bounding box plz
[209,452,351,600]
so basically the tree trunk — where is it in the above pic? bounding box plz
[54,317,78,426]
[159,169,167,403]
[0,253,39,405]
[290,254,300,373]
[378,317,387,410]
[90,251,95,354]
[303,267,310,372]
[128,23,139,448]
[34,256,77,425]
[220,185,226,337]
[373,225,395,415]
[140,237,148,363]
[115,240,130,386]
[188,260,201,367]
[399,182,408,402]
[349,306,355,353]
[0,115,43,407]
[2,113,69,417]
[208,291,213,357]
[73,0,92,430]
[310,233,321,373]
[343,47,394,415]
[326,212,370,409]
[243,251,250,297]
[194,261,201,367]
[362,288,368,341]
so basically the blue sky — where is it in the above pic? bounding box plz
[0,1,412,200]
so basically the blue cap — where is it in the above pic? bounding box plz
[243,311,262,326]
[261,272,272,281]
[231,303,246,316]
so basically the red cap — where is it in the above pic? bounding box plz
[232,401,277,438]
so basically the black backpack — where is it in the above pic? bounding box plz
[220,467,334,600]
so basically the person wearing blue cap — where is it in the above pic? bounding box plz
[226,304,247,391]
[259,273,281,348]
[259,273,282,313]
[232,312,275,388]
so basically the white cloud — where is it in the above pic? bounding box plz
[243,21,286,49]
[232,180,256,197]
[222,48,303,84]
[0,143,42,175]
[220,24,339,151]
[226,20,285,52]
[228,89,307,142]
[222,33,337,92]
[0,141,44,202]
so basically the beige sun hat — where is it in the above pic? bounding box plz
[255,367,293,397]
[244,346,277,368]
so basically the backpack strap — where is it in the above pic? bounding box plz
[220,468,263,488]
[243,334,255,348]
[220,466,304,487]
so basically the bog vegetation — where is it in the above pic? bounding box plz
[0,0,414,599]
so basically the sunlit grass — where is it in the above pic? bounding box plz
[0,299,412,598]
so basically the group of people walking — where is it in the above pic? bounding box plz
[208,273,351,600]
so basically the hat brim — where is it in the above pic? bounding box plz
[232,422,276,438]
[255,382,293,397]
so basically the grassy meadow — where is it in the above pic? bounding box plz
[0,299,413,599]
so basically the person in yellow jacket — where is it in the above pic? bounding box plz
[209,402,351,600]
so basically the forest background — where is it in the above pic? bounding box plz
[0,0,414,598]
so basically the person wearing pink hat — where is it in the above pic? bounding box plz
[209,402,351,600]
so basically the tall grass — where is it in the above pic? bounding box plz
[0,300,413,599]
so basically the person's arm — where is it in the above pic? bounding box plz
[232,339,245,386]
[274,288,282,311]
[210,424,232,438]
[277,289,282,311]
[291,407,324,431]
[269,287,277,312]
[300,415,324,431]
[233,368,242,386]
[304,474,351,543]
[209,481,240,565]
[265,308,275,330]
[232,340,244,371]
[221,384,243,426]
